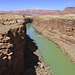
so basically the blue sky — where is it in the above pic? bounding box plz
[0,0,75,10]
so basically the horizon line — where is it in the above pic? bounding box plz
[0,7,75,11]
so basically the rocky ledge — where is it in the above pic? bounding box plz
[33,15,75,64]
[0,15,27,75]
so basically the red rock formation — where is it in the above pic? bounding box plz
[61,7,75,14]
[0,7,75,15]
[0,10,60,15]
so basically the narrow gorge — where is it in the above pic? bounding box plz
[0,14,52,75]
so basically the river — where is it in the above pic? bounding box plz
[26,23,75,75]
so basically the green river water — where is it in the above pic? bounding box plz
[26,23,75,75]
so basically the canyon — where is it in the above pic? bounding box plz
[33,15,75,64]
[0,11,75,75]
[0,14,52,75]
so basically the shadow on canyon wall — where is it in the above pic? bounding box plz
[24,35,39,75]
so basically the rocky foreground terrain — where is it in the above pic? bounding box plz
[33,15,75,64]
[0,14,52,75]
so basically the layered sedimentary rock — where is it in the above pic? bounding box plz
[0,7,75,15]
[62,7,75,14]
[33,15,75,64]
[0,15,27,75]
[0,14,34,75]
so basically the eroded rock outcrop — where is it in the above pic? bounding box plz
[0,15,33,75]
[0,19,26,75]
[0,14,52,75]
[33,16,75,64]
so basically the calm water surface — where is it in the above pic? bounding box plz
[26,23,75,75]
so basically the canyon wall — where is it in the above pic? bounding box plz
[0,14,52,75]
[33,16,75,64]
[0,15,34,75]
[0,15,27,75]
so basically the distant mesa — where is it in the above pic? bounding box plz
[0,7,75,15]
[62,7,75,14]
[64,7,75,11]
